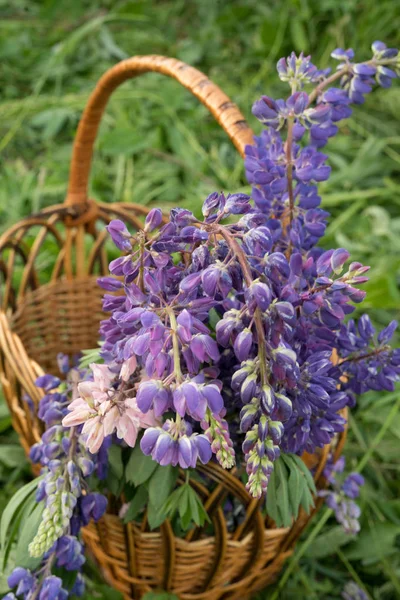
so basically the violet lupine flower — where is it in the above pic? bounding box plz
[246,42,400,254]
[95,41,400,499]
[6,570,71,600]
[336,315,400,396]
[141,419,212,468]
[319,456,364,535]
[99,197,385,497]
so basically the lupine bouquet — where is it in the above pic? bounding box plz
[3,41,400,599]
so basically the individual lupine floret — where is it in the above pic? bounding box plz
[53,535,85,571]
[106,219,133,251]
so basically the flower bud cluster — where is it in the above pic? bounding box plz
[201,409,235,469]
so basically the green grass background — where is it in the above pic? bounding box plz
[0,1,400,598]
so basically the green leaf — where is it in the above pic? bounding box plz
[180,488,193,531]
[142,592,179,600]
[1,507,25,572]
[100,127,160,156]
[305,526,356,559]
[188,486,200,525]
[146,464,179,531]
[148,465,178,511]
[300,484,315,514]
[0,402,11,433]
[125,445,158,487]
[123,486,148,523]
[344,523,400,561]
[290,19,309,53]
[162,486,186,516]
[292,455,317,495]
[287,459,302,520]
[178,485,190,522]
[14,500,44,569]
[147,501,168,530]
[164,483,210,531]
[266,468,280,524]
[108,445,124,481]
[275,459,291,527]
[0,478,40,558]
[78,346,103,370]
[188,489,210,528]
[0,445,26,468]
[267,455,316,527]
[92,583,124,599]
[208,308,220,331]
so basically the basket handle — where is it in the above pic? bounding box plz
[64,55,254,207]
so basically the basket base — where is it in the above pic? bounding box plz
[82,516,293,600]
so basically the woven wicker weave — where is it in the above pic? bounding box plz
[0,55,347,600]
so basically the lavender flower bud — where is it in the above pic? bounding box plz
[234,328,253,361]
[240,373,258,404]
[144,208,163,232]
[250,280,272,311]
[106,219,132,252]
[260,385,275,414]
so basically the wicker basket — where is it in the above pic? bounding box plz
[0,55,347,600]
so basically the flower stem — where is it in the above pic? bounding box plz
[139,240,145,293]
[214,225,268,385]
[308,68,348,104]
[285,116,295,228]
[31,552,56,600]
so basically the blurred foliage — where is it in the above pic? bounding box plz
[0,0,400,598]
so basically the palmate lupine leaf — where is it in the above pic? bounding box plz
[266,454,316,527]
[161,482,210,531]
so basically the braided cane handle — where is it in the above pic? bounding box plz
[65,55,254,207]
